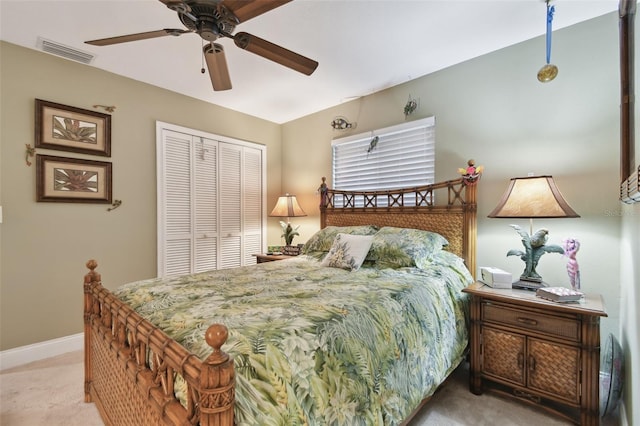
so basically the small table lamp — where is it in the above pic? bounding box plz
[488,176,579,290]
[269,194,307,247]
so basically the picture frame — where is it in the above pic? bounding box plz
[35,99,111,157]
[36,155,112,203]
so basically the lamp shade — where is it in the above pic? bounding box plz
[488,176,579,218]
[269,194,307,218]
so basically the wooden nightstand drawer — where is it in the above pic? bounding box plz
[483,302,580,342]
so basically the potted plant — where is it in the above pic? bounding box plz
[280,221,300,246]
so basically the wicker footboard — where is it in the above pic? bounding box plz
[83,260,235,426]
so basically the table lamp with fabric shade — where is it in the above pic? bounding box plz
[488,175,579,290]
[269,194,307,247]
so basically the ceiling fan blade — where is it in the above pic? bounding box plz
[85,29,190,46]
[204,43,232,91]
[222,0,292,23]
[233,32,318,75]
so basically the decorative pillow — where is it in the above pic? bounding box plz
[365,226,449,269]
[321,233,374,271]
[302,225,379,260]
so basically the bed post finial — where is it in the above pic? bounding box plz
[84,259,101,284]
[205,324,229,360]
[318,176,328,207]
[200,324,235,426]
[319,177,329,229]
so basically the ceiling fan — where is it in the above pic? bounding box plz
[85,0,318,91]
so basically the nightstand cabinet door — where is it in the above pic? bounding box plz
[528,338,580,404]
[482,326,525,386]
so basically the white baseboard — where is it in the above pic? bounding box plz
[0,333,83,371]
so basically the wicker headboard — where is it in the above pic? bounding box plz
[319,177,478,279]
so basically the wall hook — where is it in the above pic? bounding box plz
[25,144,36,166]
[93,105,116,113]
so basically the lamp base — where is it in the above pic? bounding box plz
[512,280,549,291]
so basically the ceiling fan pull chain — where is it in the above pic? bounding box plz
[201,39,206,74]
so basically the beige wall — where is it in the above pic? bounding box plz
[0,41,283,349]
[1,10,637,424]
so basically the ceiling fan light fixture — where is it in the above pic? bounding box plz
[204,42,232,91]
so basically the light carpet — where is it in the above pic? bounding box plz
[0,350,620,425]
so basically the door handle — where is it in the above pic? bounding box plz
[517,352,524,369]
[529,355,536,372]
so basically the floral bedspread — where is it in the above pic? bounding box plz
[114,251,472,425]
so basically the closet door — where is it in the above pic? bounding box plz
[218,142,264,269]
[157,122,265,277]
[158,128,194,277]
[194,138,218,273]
[219,142,242,269]
[242,147,263,265]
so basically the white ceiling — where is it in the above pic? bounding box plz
[1,0,618,124]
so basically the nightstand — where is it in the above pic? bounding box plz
[252,253,295,263]
[462,282,607,425]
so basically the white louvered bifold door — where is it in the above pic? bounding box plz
[160,129,193,277]
[219,142,242,270]
[157,122,265,278]
[194,138,218,273]
[242,147,263,265]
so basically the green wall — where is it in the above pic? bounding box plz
[281,12,637,423]
[282,13,622,342]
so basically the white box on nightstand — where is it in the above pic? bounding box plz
[478,267,512,289]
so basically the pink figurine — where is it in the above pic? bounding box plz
[562,238,581,290]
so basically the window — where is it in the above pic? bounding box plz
[332,117,435,205]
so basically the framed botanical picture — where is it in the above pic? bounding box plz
[35,99,111,157]
[36,155,112,203]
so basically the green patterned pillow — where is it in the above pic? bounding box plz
[366,226,449,269]
[321,233,374,271]
[302,225,379,260]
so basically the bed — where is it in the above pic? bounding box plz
[83,175,478,425]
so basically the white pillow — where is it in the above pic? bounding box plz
[321,233,374,271]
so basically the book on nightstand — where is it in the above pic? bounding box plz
[536,287,584,302]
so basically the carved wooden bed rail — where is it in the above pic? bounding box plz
[83,260,235,425]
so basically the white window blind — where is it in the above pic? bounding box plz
[332,117,435,205]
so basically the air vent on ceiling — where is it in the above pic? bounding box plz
[36,37,95,64]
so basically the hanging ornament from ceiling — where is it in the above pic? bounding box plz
[537,0,558,83]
